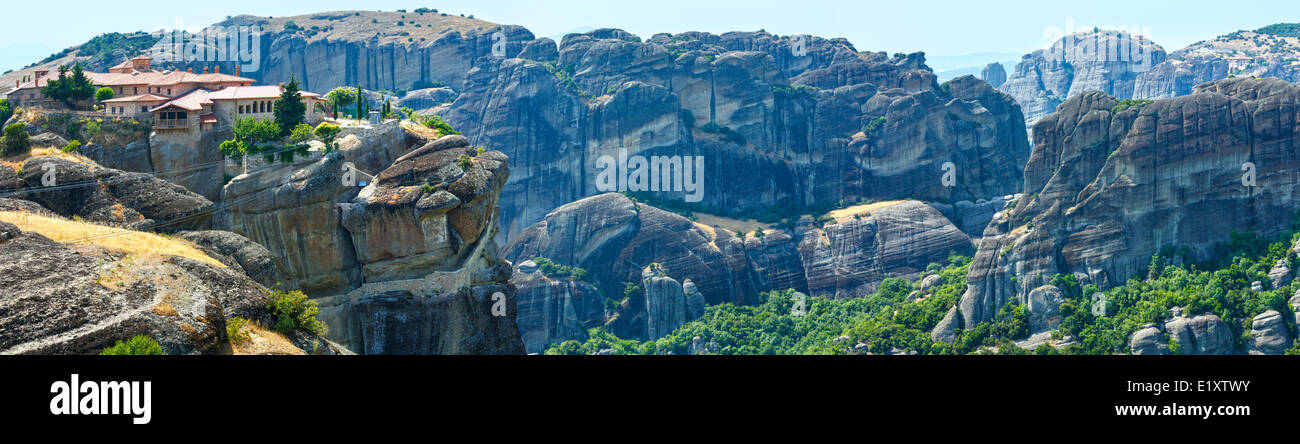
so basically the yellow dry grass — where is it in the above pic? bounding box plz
[2,147,98,172]
[824,200,908,221]
[0,211,225,268]
[694,213,772,235]
[232,324,305,356]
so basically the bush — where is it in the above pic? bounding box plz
[100,335,166,355]
[457,153,473,171]
[227,316,251,344]
[532,257,588,281]
[289,123,315,144]
[314,122,341,152]
[266,289,327,336]
[0,99,10,126]
[61,139,81,153]
[95,87,114,102]
[423,114,459,135]
[3,123,30,157]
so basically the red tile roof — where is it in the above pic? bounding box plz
[101,93,169,103]
[207,85,322,100]
[150,89,212,112]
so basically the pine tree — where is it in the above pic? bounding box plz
[273,76,306,136]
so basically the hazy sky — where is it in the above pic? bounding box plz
[1,0,1293,72]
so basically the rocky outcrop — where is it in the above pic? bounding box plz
[1246,310,1291,355]
[1129,325,1169,355]
[437,29,1029,241]
[941,78,1300,340]
[504,193,973,332]
[998,30,1166,127]
[220,134,524,354]
[0,221,306,354]
[0,155,213,230]
[641,264,702,340]
[1166,314,1235,355]
[509,259,604,353]
[1127,314,1239,355]
[220,152,363,294]
[981,62,1006,88]
[175,230,287,287]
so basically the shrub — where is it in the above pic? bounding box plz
[100,335,166,355]
[266,289,327,336]
[61,139,81,153]
[3,123,30,157]
[0,99,11,126]
[314,122,341,152]
[227,316,251,344]
[95,87,114,102]
[532,257,588,281]
[289,123,315,144]
[423,114,459,135]
[457,153,473,171]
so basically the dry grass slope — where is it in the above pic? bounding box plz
[0,211,225,268]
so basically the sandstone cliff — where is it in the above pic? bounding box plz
[504,193,972,343]
[219,134,525,354]
[938,77,1300,342]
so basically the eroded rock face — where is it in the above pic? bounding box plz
[220,134,524,354]
[175,230,287,287]
[981,62,1006,88]
[509,260,604,353]
[1165,314,1235,355]
[504,193,973,337]
[0,156,213,230]
[1129,325,1169,355]
[439,29,1029,241]
[220,152,363,295]
[0,221,270,355]
[1246,310,1291,355]
[999,30,1166,127]
[943,78,1300,339]
[642,264,690,340]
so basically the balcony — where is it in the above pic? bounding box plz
[154,118,189,129]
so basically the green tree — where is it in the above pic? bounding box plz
[324,86,358,116]
[219,117,281,159]
[3,123,30,157]
[314,122,341,152]
[95,87,115,102]
[0,99,11,126]
[42,63,96,108]
[266,289,327,336]
[273,76,306,136]
[289,123,315,144]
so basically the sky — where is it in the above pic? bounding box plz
[1,0,1295,72]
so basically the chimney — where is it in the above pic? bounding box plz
[214,65,220,74]
[188,67,193,73]
[235,65,241,76]
[203,66,210,74]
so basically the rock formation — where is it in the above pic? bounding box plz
[220,134,525,354]
[0,154,214,230]
[939,77,1300,342]
[981,62,1006,88]
[509,259,605,353]
[443,30,1030,241]
[998,30,1166,127]
[504,193,973,343]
